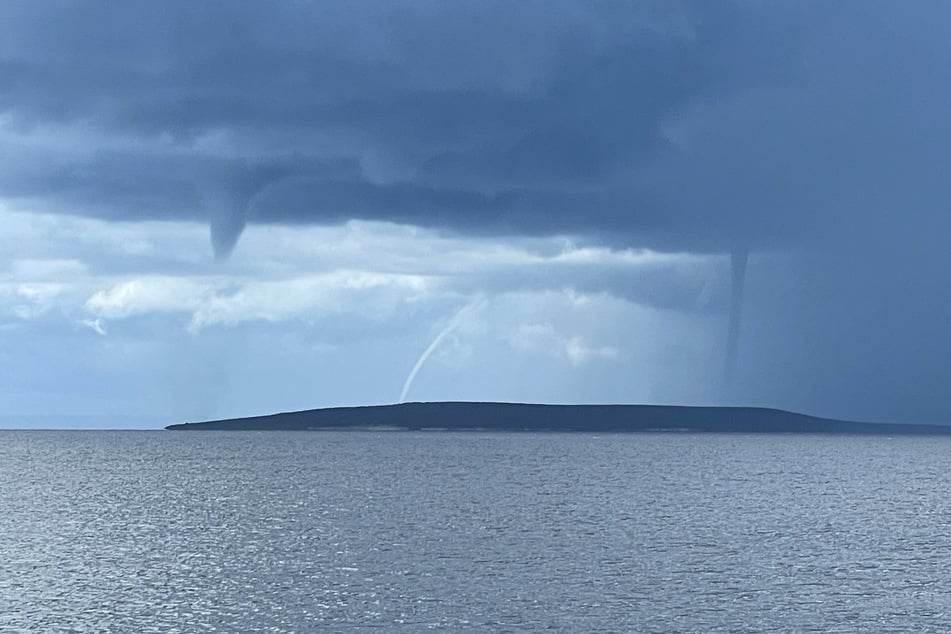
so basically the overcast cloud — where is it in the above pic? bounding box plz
[2,1,951,426]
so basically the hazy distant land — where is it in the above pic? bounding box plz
[165,402,951,434]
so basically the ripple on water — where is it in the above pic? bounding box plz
[1,431,951,632]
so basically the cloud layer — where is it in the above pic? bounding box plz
[0,0,807,256]
[4,2,950,256]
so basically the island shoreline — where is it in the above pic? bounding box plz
[165,402,951,435]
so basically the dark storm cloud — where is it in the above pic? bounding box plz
[5,1,946,256]
[0,0,804,255]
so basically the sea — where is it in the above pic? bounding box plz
[1,430,949,632]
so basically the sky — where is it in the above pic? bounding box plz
[3,0,951,427]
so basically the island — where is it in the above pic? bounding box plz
[165,402,951,434]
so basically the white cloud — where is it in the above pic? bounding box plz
[81,269,433,332]
[187,271,430,331]
[85,277,212,320]
[1,282,66,320]
[80,318,107,336]
[507,322,619,366]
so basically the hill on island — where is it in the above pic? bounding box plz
[165,402,951,435]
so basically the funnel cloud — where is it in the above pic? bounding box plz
[724,247,748,391]
[400,299,484,404]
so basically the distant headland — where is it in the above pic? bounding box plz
[165,402,951,435]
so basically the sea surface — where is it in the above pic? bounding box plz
[1,430,950,632]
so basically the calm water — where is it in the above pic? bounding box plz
[1,431,950,632]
